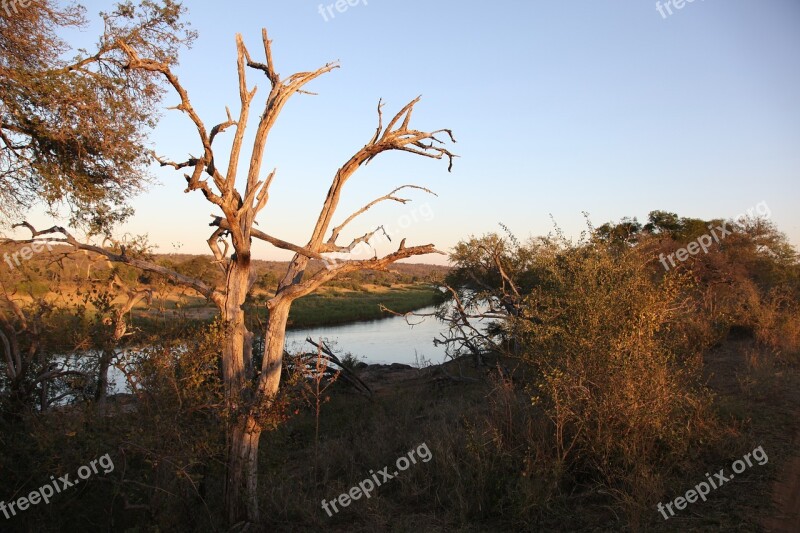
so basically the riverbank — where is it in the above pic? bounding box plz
[8,321,798,531]
[283,285,440,329]
[130,283,441,331]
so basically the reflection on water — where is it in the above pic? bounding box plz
[285,305,447,366]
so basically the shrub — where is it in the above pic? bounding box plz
[515,238,718,524]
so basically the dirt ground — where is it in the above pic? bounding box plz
[703,336,800,532]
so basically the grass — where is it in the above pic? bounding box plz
[128,283,440,332]
[282,285,439,329]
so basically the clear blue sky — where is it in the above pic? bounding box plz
[28,1,800,263]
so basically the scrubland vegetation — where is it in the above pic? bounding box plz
[2,210,798,531]
[2,2,798,531]
[0,252,445,329]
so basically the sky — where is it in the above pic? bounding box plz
[23,0,800,264]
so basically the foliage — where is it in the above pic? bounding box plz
[437,212,799,526]
[0,1,194,232]
[514,235,717,522]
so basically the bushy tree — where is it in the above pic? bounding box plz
[0,0,194,232]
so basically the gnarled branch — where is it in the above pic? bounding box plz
[7,223,220,305]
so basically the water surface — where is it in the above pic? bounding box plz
[285,305,447,366]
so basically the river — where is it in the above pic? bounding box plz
[284,305,448,366]
[90,305,448,397]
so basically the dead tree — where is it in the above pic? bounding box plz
[7,29,455,525]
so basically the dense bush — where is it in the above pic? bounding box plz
[513,237,718,524]
[436,213,799,527]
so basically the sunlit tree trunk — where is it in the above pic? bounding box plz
[224,299,290,523]
[221,256,257,523]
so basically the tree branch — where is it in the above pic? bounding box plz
[240,29,339,234]
[307,98,456,254]
[275,242,444,303]
[8,223,221,304]
[210,216,327,261]
[324,185,436,248]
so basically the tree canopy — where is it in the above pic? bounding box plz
[0,0,194,233]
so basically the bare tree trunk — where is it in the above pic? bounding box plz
[95,276,151,403]
[95,349,113,403]
[260,301,291,406]
[223,256,258,524]
[39,378,48,412]
[220,259,252,402]
[227,414,262,524]
[224,296,290,524]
